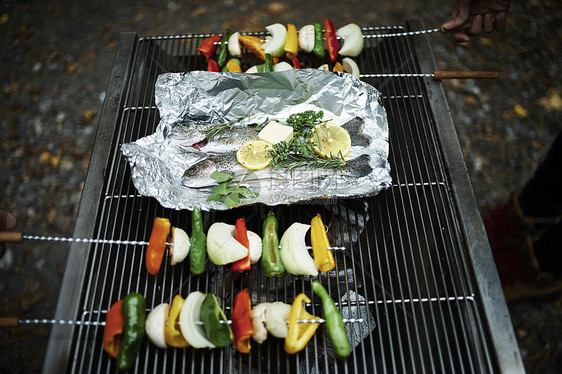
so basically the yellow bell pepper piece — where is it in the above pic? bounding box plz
[284,23,298,59]
[164,295,190,348]
[310,214,336,272]
[284,293,320,354]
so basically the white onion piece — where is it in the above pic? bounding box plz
[206,222,248,265]
[145,303,169,349]
[179,291,215,348]
[280,222,318,276]
[247,230,262,264]
[170,227,190,265]
[264,302,291,338]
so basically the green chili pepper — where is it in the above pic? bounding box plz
[256,63,266,73]
[115,293,146,371]
[190,206,207,275]
[264,53,275,72]
[261,211,284,277]
[311,281,351,359]
[201,293,234,347]
[312,23,325,58]
[217,29,233,68]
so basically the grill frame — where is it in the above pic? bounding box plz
[43,20,523,373]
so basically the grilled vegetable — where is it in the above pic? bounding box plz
[196,34,221,60]
[324,19,338,62]
[264,53,275,72]
[261,211,284,277]
[228,31,242,57]
[310,214,335,272]
[262,23,287,57]
[290,57,301,69]
[311,281,351,359]
[284,23,298,58]
[247,230,263,264]
[342,57,360,78]
[189,207,207,275]
[238,35,279,63]
[298,24,315,53]
[145,303,169,349]
[207,222,247,265]
[170,227,190,266]
[146,217,171,275]
[217,30,232,68]
[207,59,219,72]
[231,217,251,272]
[164,295,190,348]
[264,301,291,338]
[200,293,234,347]
[336,23,364,57]
[223,58,242,73]
[116,293,146,372]
[312,22,325,58]
[273,61,293,71]
[179,291,215,348]
[232,288,253,353]
[332,62,344,72]
[103,299,124,358]
[280,222,318,276]
[250,303,269,344]
[284,293,320,354]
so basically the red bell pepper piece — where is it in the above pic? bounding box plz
[207,59,219,72]
[324,19,338,63]
[103,299,124,358]
[146,217,171,275]
[232,288,253,353]
[231,217,251,272]
[290,57,301,69]
[196,34,221,60]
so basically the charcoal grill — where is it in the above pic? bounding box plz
[43,20,523,373]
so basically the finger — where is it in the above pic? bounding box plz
[452,31,471,43]
[442,0,472,31]
[483,13,494,33]
[494,11,507,31]
[468,14,483,36]
[0,210,16,230]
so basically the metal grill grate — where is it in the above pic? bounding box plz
[43,21,522,374]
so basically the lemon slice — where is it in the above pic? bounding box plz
[311,122,352,158]
[236,140,273,170]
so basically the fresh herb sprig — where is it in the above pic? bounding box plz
[201,114,255,141]
[206,171,258,209]
[267,110,343,170]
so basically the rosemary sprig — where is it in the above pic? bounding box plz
[201,114,255,141]
[273,152,346,172]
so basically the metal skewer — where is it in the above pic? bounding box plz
[0,231,346,251]
[0,316,364,327]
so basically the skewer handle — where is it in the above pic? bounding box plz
[433,71,498,80]
[0,231,23,243]
[0,317,20,327]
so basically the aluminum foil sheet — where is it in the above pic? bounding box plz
[121,69,391,211]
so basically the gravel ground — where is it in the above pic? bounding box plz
[0,0,560,373]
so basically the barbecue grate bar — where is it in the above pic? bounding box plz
[43,21,522,374]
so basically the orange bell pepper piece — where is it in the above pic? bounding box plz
[310,214,336,272]
[146,217,171,275]
[238,35,279,63]
[232,288,253,353]
[103,299,124,358]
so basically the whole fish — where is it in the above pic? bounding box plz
[182,152,373,188]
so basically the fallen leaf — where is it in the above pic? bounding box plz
[0,13,9,25]
[513,104,528,118]
[479,37,493,46]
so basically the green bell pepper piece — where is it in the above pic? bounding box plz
[116,293,146,371]
[201,293,234,347]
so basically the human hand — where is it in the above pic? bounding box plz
[442,0,511,43]
[0,209,16,258]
